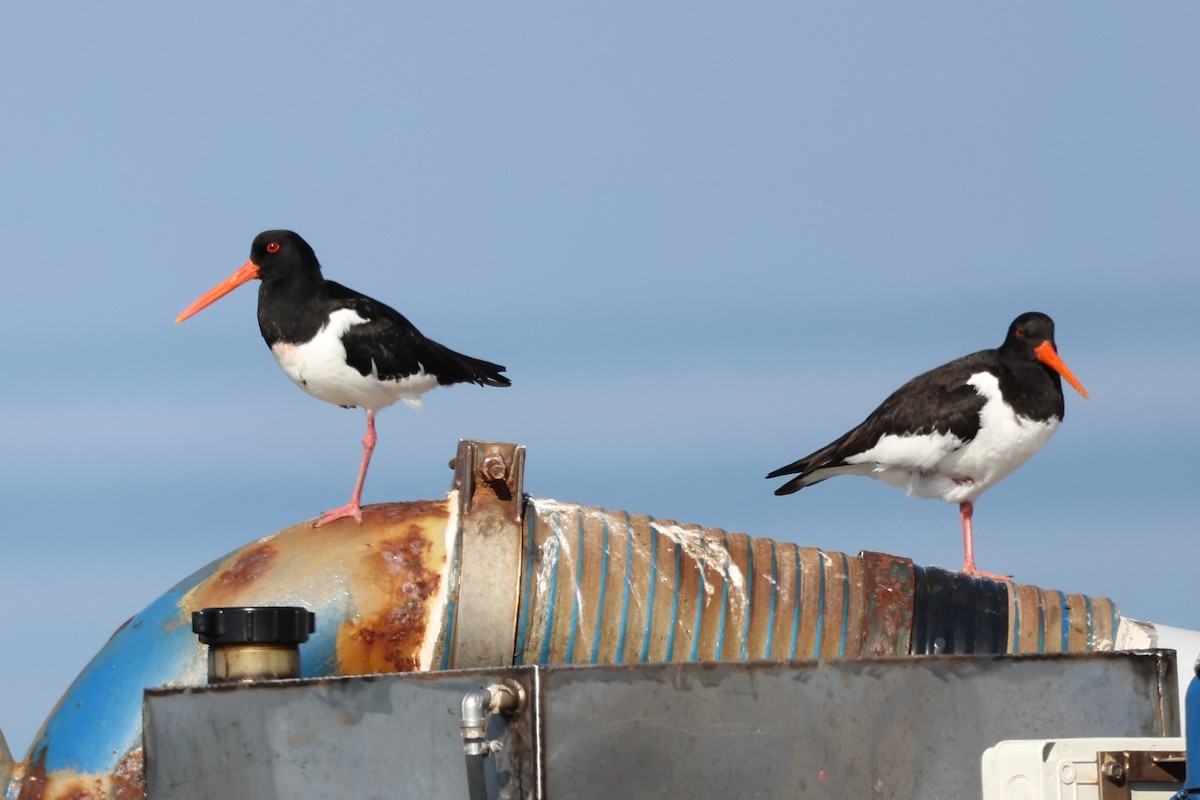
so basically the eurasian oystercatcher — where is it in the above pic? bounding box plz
[176,230,510,526]
[766,312,1087,579]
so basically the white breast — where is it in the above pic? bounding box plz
[270,308,439,412]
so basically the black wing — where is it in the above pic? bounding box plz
[767,351,996,494]
[328,282,510,388]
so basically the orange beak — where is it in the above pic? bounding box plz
[1034,340,1089,399]
[175,260,261,323]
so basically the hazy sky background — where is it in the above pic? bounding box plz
[3,4,1198,756]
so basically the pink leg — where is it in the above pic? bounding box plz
[316,410,377,527]
[959,502,1010,581]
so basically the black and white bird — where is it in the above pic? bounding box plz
[767,312,1087,579]
[177,230,510,527]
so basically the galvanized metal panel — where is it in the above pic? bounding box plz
[541,652,1178,800]
[144,652,1175,800]
[145,669,538,800]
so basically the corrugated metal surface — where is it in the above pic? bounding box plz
[1010,583,1119,653]
[513,501,875,665]
[511,499,1120,667]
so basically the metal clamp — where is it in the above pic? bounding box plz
[448,440,527,669]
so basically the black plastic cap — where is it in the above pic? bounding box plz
[192,606,316,646]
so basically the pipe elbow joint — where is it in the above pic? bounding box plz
[459,681,524,750]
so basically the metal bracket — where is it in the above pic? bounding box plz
[1097,749,1186,799]
[447,440,527,668]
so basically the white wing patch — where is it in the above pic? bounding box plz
[270,308,439,412]
[845,429,964,472]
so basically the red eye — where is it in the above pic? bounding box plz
[1015,326,1025,337]
[266,242,280,254]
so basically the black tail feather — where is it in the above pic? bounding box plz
[431,341,510,388]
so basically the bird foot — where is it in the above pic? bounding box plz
[315,502,364,527]
[962,564,1011,582]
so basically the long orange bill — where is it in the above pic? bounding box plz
[1034,340,1089,399]
[175,260,261,323]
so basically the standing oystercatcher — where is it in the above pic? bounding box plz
[177,230,510,527]
[767,312,1087,579]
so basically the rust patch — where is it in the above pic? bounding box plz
[14,745,47,800]
[216,543,277,586]
[110,746,146,799]
[377,533,442,601]
[184,542,281,610]
[13,745,143,800]
[337,527,444,674]
[859,552,914,657]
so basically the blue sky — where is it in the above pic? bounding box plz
[2,3,1198,756]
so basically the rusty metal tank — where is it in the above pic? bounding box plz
[2,440,1125,800]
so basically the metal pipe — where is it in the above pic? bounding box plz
[459,682,524,800]
[508,499,1121,667]
[459,687,496,757]
[464,752,488,800]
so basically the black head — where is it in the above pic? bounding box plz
[1002,312,1056,352]
[1001,311,1088,398]
[248,230,323,283]
[175,229,324,323]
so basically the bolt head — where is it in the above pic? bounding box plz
[480,455,508,482]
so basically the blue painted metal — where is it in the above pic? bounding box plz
[1175,660,1200,798]
[787,546,801,660]
[589,513,610,664]
[24,559,221,777]
[637,516,657,663]
[511,511,538,665]
[615,512,633,662]
[837,552,851,658]
[4,501,452,800]
[738,532,753,660]
[536,514,560,665]
[813,547,826,657]
[763,540,777,659]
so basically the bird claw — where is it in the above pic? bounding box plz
[315,503,364,527]
[962,565,1011,582]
